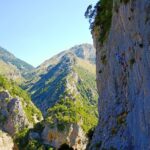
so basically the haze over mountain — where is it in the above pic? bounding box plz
[0,46,34,82]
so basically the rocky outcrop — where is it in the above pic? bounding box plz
[42,123,88,150]
[0,91,30,136]
[70,44,96,64]
[5,98,30,135]
[0,130,14,150]
[91,0,150,150]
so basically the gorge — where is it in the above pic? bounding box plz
[0,0,150,149]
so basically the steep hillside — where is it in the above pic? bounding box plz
[0,75,43,136]
[0,46,34,82]
[29,43,96,78]
[86,0,150,149]
[24,44,98,149]
[27,44,97,114]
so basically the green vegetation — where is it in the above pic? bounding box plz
[85,0,113,44]
[46,97,98,133]
[74,66,98,105]
[129,58,135,68]
[15,128,54,150]
[46,98,79,128]
[85,0,131,44]
[0,75,42,124]
[21,46,98,148]
[31,121,45,133]
[28,61,68,114]
[24,140,53,150]
[93,141,102,149]
[111,127,117,135]
[101,55,107,65]
[120,0,130,4]
[117,112,128,125]
[15,128,30,149]
[0,60,23,82]
[0,47,34,81]
[43,60,98,133]
[0,112,7,124]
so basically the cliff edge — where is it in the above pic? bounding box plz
[89,0,150,149]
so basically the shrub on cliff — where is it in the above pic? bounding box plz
[85,0,113,44]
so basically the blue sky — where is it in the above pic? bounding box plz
[0,0,97,67]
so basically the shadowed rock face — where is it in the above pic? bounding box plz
[91,0,150,150]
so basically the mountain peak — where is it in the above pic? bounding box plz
[36,43,95,74]
[69,43,95,64]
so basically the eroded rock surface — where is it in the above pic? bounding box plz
[0,130,14,150]
[91,0,150,149]
[0,91,30,136]
[42,123,88,150]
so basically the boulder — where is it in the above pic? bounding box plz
[42,123,88,150]
[0,130,14,150]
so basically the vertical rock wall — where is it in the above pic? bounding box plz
[91,0,150,149]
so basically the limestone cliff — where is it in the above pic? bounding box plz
[0,130,14,150]
[42,123,88,150]
[90,0,150,149]
[0,91,29,136]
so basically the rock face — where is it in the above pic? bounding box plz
[91,0,150,149]
[0,91,29,136]
[42,123,88,150]
[69,44,96,64]
[0,130,14,150]
[5,98,30,135]
[0,76,42,137]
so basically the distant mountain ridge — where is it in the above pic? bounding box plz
[0,46,34,82]
[69,44,96,64]
[36,43,95,71]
